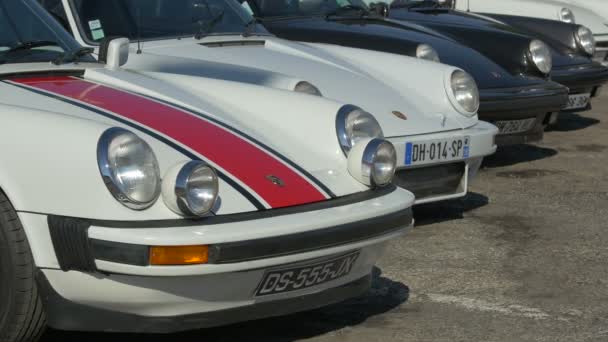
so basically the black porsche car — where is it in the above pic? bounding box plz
[386,0,608,124]
[243,0,578,145]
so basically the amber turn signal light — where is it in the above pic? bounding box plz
[149,245,209,265]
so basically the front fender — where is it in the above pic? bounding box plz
[301,42,479,128]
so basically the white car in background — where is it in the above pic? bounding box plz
[451,0,608,65]
[41,0,498,204]
[1,0,416,339]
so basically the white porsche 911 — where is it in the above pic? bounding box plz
[41,0,498,204]
[0,0,417,339]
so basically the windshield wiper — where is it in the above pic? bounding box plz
[242,18,259,37]
[6,40,59,53]
[325,5,369,19]
[194,10,225,40]
[52,46,94,65]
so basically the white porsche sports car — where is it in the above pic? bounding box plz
[0,0,416,339]
[450,0,608,66]
[41,0,498,204]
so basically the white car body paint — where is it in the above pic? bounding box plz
[57,0,498,204]
[0,60,414,323]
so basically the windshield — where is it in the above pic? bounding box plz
[247,0,371,18]
[0,0,85,64]
[70,0,268,43]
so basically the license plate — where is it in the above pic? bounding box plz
[404,137,469,166]
[254,251,360,297]
[494,118,536,135]
[564,93,591,111]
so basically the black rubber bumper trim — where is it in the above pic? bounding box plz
[36,270,372,333]
[209,208,412,264]
[552,63,608,90]
[47,186,410,269]
[479,82,569,120]
[87,185,397,229]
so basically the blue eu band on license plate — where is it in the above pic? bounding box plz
[405,137,470,165]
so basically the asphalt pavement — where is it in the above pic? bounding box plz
[43,92,608,342]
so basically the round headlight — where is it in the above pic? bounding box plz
[416,44,440,62]
[173,161,218,217]
[348,138,396,187]
[294,81,322,96]
[97,127,161,210]
[449,70,480,115]
[529,40,553,75]
[559,8,575,23]
[336,105,384,155]
[575,26,596,56]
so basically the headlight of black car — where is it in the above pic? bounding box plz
[529,40,553,75]
[294,81,323,96]
[416,44,441,63]
[575,26,596,56]
[437,0,456,9]
[559,8,575,24]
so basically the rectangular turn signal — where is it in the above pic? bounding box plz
[149,245,209,265]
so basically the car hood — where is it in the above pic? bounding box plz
[0,63,387,217]
[262,16,546,89]
[388,8,593,71]
[120,35,476,137]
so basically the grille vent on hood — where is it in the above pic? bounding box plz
[200,40,266,48]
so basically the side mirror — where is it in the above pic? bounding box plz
[369,2,389,17]
[99,37,130,70]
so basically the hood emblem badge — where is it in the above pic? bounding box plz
[491,71,502,78]
[266,175,285,187]
[392,111,407,120]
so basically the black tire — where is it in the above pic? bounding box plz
[0,191,46,342]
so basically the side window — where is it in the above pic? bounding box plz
[38,0,73,34]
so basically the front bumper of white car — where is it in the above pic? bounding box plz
[387,121,498,204]
[23,186,413,333]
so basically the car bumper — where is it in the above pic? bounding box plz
[477,82,569,145]
[23,186,414,332]
[593,38,607,67]
[387,121,498,204]
[552,62,608,111]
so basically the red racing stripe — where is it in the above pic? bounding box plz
[12,76,327,208]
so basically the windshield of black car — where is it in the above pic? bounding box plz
[0,0,82,64]
[249,0,370,18]
[70,0,267,43]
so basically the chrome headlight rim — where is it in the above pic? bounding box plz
[336,105,384,156]
[575,26,596,56]
[445,70,480,117]
[528,39,553,75]
[174,161,219,217]
[416,43,441,63]
[362,139,397,187]
[559,7,575,23]
[294,81,323,96]
[97,127,162,210]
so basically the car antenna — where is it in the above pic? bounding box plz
[136,7,143,54]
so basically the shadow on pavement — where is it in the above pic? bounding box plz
[42,267,409,342]
[547,112,600,132]
[482,144,558,168]
[413,192,489,227]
